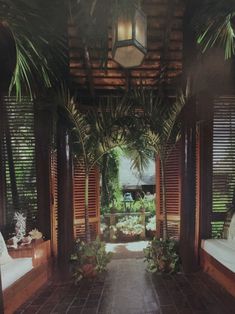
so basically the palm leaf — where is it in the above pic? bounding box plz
[1,0,67,98]
[193,0,235,59]
[131,87,186,159]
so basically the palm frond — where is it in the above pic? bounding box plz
[123,136,154,174]
[131,87,186,159]
[1,0,67,98]
[193,0,235,59]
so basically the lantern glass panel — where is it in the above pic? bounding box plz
[135,11,146,47]
[112,21,116,49]
[117,16,132,41]
[114,45,144,68]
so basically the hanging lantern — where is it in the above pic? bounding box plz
[112,5,147,68]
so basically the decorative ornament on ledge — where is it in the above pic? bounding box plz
[7,212,43,248]
[112,2,147,68]
[29,228,43,240]
[14,212,26,242]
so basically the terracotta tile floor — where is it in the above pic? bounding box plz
[14,242,235,314]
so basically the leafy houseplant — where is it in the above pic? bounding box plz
[144,238,180,274]
[70,237,112,283]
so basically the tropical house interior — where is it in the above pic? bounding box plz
[0,0,235,313]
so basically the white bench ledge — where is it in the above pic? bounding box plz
[201,239,235,273]
[1,258,33,290]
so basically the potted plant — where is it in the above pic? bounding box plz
[70,237,112,283]
[144,237,180,274]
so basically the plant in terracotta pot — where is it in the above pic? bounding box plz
[144,237,180,274]
[70,237,112,283]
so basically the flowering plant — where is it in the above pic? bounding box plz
[146,215,156,231]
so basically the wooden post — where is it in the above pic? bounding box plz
[0,95,5,314]
[156,157,161,239]
[109,213,116,241]
[57,123,74,277]
[180,0,200,272]
[180,101,198,273]
[34,105,53,240]
[197,93,213,240]
[140,210,146,240]
[0,23,17,313]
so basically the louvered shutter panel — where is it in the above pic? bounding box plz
[73,161,100,240]
[51,150,58,257]
[211,96,235,237]
[156,142,181,239]
[3,96,38,230]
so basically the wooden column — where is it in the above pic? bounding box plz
[0,95,6,314]
[0,24,16,314]
[180,102,198,273]
[34,106,53,240]
[180,0,200,272]
[156,157,161,239]
[57,123,74,277]
[197,93,213,240]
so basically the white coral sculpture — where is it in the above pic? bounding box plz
[14,212,26,241]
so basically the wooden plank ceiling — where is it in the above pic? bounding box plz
[69,0,184,94]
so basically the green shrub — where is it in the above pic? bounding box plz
[132,197,156,214]
[116,216,144,235]
[144,238,180,274]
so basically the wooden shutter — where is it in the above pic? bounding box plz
[2,96,38,230]
[156,142,181,239]
[73,161,100,240]
[211,96,235,237]
[50,150,58,257]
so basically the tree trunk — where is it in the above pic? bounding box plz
[161,159,168,240]
[101,153,110,209]
[85,171,91,242]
